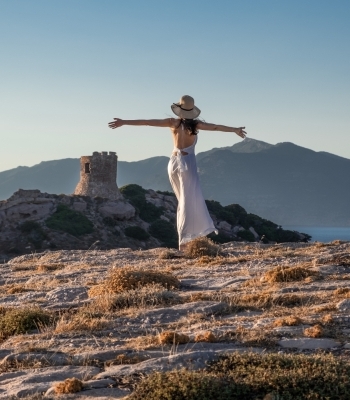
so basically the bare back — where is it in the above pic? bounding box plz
[170,119,197,150]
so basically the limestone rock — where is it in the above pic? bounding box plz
[218,220,232,232]
[337,299,350,312]
[0,365,99,399]
[99,201,135,220]
[278,338,341,349]
[138,301,227,324]
[45,286,88,303]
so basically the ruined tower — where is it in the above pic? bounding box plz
[74,151,122,200]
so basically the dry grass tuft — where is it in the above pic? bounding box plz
[334,287,350,297]
[188,292,212,302]
[114,353,148,365]
[4,284,27,294]
[159,331,190,345]
[106,267,180,292]
[313,303,337,313]
[158,249,179,259]
[197,255,213,264]
[263,265,319,283]
[53,377,83,394]
[88,284,113,298]
[185,237,220,258]
[194,331,217,343]
[89,284,182,312]
[304,324,323,338]
[321,314,334,324]
[36,263,65,272]
[54,312,109,333]
[126,335,160,350]
[273,316,302,327]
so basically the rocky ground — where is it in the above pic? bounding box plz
[1,240,350,398]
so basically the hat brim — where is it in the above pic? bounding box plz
[171,103,201,119]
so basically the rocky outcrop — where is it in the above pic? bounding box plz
[0,186,309,259]
[0,189,142,257]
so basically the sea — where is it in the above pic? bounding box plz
[283,226,350,243]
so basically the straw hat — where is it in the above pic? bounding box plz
[171,95,201,119]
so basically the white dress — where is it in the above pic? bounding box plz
[167,126,218,246]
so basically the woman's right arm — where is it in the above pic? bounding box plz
[197,121,246,138]
[108,118,178,129]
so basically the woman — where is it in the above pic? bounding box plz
[108,95,246,250]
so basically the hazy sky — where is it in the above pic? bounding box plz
[1,0,349,172]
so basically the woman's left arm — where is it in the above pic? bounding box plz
[108,118,177,129]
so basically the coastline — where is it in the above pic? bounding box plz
[283,226,350,242]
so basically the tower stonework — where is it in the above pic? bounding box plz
[74,151,122,200]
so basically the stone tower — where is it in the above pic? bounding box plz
[74,151,122,200]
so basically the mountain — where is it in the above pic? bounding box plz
[1,139,350,226]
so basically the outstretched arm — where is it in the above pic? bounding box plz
[197,121,246,138]
[108,118,177,129]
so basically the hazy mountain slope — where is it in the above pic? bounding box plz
[197,142,350,225]
[117,156,171,190]
[0,159,80,200]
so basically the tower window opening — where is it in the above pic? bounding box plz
[85,163,91,173]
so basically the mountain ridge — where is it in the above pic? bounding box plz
[1,139,349,226]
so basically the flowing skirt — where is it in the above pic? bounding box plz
[167,153,217,246]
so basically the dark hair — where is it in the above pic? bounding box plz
[181,118,199,135]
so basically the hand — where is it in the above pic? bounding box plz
[108,118,124,129]
[235,127,247,138]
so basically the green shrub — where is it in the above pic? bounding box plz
[120,184,163,222]
[156,190,175,196]
[131,352,350,400]
[0,307,52,340]
[103,216,117,227]
[18,221,48,249]
[45,204,94,236]
[130,370,236,400]
[237,229,255,242]
[149,219,178,248]
[19,221,41,233]
[124,226,150,241]
[208,231,232,244]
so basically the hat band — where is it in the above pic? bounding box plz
[173,103,194,111]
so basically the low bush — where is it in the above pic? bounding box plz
[19,221,42,233]
[273,315,302,327]
[46,204,94,236]
[149,219,178,248]
[18,221,48,249]
[106,267,180,292]
[264,265,319,283]
[194,331,217,343]
[88,283,181,310]
[0,307,52,340]
[53,377,83,394]
[237,229,256,242]
[120,184,163,222]
[124,226,150,241]
[103,216,117,227]
[185,237,220,258]
[130,352,350,399]
[159,331,190,345]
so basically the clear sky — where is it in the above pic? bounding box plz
[0,0,349,172]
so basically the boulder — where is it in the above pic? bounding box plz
[278,338,340,349]
[99,201,135,220]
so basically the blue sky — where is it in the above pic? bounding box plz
[0,0,349,171]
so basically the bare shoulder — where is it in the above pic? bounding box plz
[169,118,181,130]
